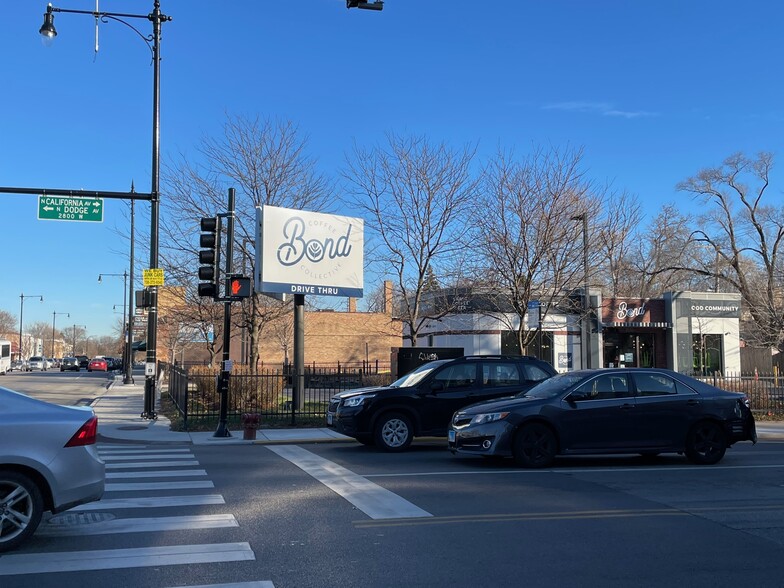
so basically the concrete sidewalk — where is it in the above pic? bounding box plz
[92,376,353,445]
[92,375,784,445]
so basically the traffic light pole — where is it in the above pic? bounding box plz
[214,188,235,438]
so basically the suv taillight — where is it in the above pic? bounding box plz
[65,416,98,447]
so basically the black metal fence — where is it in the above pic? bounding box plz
[690,371,784,414]
[163,362,783,430]
[162,361,393,430]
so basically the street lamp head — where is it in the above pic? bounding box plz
[98,275,102,283]
[39,4,57,40]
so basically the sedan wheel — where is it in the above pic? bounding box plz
[685,421,727,465]
[375,412,413,452]
[513,423,557,468]
[0,471,44,553]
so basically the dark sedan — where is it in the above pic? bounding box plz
[60,357,80,372]
[448,368,757,467]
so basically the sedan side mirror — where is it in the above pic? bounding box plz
[429,381,445,393]
[567,390,590,402]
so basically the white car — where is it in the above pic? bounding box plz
[27,356,47,371]
[0,386,105,551]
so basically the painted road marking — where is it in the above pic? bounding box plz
[106,460,200,469]
[106,469,208,479]
[72,494,226,510]
[39,514,238,536]
[268,445,431,520]
[105,480,214,491]
[177,582,275,588]
[0,542,255,575]
[100,453,196,461]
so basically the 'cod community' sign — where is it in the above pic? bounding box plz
[255,205,364,298]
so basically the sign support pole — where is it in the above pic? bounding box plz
[292,294,305,425]
[214,188,235,438]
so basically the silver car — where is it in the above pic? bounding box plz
[27,356,47,371]
[0,386,105,551]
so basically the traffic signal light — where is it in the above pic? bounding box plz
[226,276,252,299]
[198,216,221,298]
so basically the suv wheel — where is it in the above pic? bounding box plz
[375,412,413,452]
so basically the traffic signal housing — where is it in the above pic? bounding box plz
[198,216,221,298]
[226,275,252,299]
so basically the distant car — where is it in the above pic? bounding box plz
[60,357,80,372]
[328,355,557,451]
[9,360,28,372]
[87,357,108,372]
[75,355,89,369]
[448,368,758,468]
[103,357,118,371]
[27,356,47,371]
[0,385,105,552]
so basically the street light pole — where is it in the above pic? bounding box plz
[71,324,87,356]
[51,311,70,359]
[99,271,130,382]
[571,214,590,369]
[39,2,170,419]
[19,293,44,360]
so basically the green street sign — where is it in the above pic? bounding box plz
[38,195,104,222]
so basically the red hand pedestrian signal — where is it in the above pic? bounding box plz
[225,276,251,299]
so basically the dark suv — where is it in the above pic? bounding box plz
[327,355,557,451]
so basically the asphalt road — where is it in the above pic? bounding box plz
[2,435,783,588]
[1,369,113,405]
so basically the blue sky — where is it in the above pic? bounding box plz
[1,0,783,339]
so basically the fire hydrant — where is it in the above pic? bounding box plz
[241,413,261,440]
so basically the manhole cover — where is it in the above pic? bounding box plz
[47,512,115,526]
[118,425,148,430]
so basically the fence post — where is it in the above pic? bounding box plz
[183,368,189,431]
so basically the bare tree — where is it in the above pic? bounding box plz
[617,204,697,298]
[595,189,643,297]
[471,145,597,353]
[161,113,334,371]
[677,152,784,351]
[342,133,479,346]
[0,309,17,337]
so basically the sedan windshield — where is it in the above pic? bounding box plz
[389,360,451,388]
[518,372,584,399]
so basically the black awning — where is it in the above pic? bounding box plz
[132,341,146,351]
[603,322,671,329]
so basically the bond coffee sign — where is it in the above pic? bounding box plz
[255,205,364,298]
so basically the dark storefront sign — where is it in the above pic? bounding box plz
[601,298,668,368]
[395,347,464,378]
[684,299,741,318]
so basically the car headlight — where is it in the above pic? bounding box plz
[470,412,510,425]
[342,394,375,408]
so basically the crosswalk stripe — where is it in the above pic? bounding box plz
[268,445,432,520]
[106,460,200,469]
[105,480,214,491]
[39,514,238,536]
[107,469,208,479]
[100,453,195,461]
[72,494,226,510]
[98,445,191,455]
[178,582,275,588]
[0,542,255,575]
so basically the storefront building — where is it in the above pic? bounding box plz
[412,290,742,375]
[599,298,669,369]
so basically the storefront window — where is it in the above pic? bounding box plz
[603,332,655,368]
[692,334,723,375]
[501,330,554,365]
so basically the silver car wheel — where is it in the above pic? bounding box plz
[0,472,44,552]
[382,418,409,447]
[375,412,415,452]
